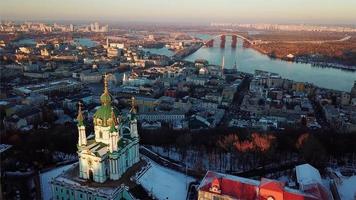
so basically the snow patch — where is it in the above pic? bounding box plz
[138,158,195,200]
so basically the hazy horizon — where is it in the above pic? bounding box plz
[1,0,356,25]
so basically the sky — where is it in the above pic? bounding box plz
[1,0,356,25]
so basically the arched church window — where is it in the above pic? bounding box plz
[99,131,103,138]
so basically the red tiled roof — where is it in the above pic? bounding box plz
[199,171,330,200]
[199,171,258,199]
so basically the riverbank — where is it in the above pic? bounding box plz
[294,55,356,71]
[184,37,355,92]
[249,42,356,71]
[173,43,203,59]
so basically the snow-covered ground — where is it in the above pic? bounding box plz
[147,145,298,173]
[338,175,356,200]
[40,163,76,200]
[148,145,238,172]
[138,158,195,200]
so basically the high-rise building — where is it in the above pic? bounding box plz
[69,24,74,32]
[94,22,99,32]
[102,24,109,32]
[50,75,140,199]
[90,23,94,32]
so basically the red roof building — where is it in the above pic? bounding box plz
[198,170,332,200]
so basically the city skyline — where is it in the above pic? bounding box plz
[1,0,356,25]
[1,1,356,199]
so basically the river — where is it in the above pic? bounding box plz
[13,36,355,91]
[80,35,354,92]
[183,35,355,92]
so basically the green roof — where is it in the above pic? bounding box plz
[77,119,84,126]
[93,105,119,126]
[130,112,137,120]
[100,92,111,105]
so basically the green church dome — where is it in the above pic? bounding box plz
[93,74,120,127]
[100,92,111,105]
[93,105,119,127]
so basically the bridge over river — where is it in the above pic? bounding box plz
[203,33,253,48]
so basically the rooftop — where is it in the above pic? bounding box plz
[198,170,329,200]
[14,79,81,95]
[52,160,147,196]
[82,136,137,157]
[296,164,322,186]
[84,139,108,157]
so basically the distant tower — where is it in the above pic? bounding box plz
[90,23,94,32]
[106,37,109,48]
[94,22,99,32]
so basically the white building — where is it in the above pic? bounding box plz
[80,71,102,83]
[138,111,185,123]
[50,76,140,200]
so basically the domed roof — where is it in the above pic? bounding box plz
[93,74,120,127]
[93,105,119,126]
[100,92,111,105]
[100,74,112,106]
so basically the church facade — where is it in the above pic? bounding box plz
[50,75,140,200]
[77,76,139,183]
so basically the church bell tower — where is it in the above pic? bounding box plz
[77,102,87,147]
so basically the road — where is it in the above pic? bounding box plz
[220,74,252,126]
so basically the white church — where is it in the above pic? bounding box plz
[51,74,140,200]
